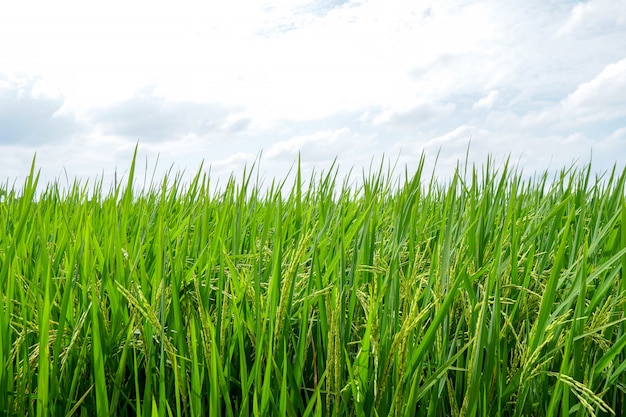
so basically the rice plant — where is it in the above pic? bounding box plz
[1,151,625,416]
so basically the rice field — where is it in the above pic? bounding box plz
[1,153,625,416]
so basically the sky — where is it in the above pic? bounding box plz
[1,0,626,191]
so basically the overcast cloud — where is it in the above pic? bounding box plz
[0,0,625,189]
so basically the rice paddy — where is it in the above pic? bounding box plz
[1,152,625,416]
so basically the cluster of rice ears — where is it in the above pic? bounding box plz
[1,152,626,416]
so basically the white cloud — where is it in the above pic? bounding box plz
[562,58,626,118]
[89,89,244,142]
[473,90,499,109]
[208,152,258,182]
[1,0,625,188]
[0,0,498,124]
[595,126,626,160]
[558,0,626,36]
[606,126,626,142]
[266,127,364,161]
[372,102,456,127]
[0,76,83,144]
[523,58,626,128]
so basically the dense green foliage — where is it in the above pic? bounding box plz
[1,154,626,416]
